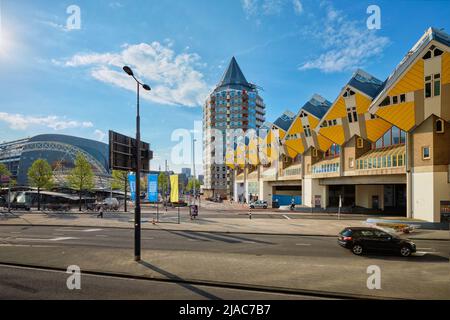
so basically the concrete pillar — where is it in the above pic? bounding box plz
[406,132,413,218]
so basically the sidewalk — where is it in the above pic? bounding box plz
[1,211,448,241]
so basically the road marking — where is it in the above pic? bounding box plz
[142,237,154,240]
[282,215,291,220]
[414,251,441,256]
[15,237,77,242]
[95,235,108,238]
[83,228,103,232]
[54,228,103,232]
[10,232,21,234]
[296,243,311,246]
[0,244,56,248]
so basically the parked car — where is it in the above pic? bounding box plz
[338,227,416,257]
[101,198,120,211]
[0,196,6,207]
[249,200,268,209]
[9,202,31,211]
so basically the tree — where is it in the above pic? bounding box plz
[158,173,169,201]
[27,159,53,211]
[0,163,11,188]
[67,153,95,211]
[111,170,129,212]
[186,178,201,194]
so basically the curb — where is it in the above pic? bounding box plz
[0,261,402,300]
[1,223,448,241]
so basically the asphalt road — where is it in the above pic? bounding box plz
[0,225,448,257]
[0,264,324,300]
[0,225,448,299]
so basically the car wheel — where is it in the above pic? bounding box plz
[400,245,412,257]
[352,244,364,255]
[250,206,254,209]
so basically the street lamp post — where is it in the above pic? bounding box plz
[123,66,151,262]
[192,138,197,204]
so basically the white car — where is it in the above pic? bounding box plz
[249,200,268,209]
[102,198,120,211]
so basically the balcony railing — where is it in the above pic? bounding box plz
[312,161,340,174]
[356,145,406,170]
[281,166,302,177]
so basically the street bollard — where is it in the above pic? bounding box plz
[249,211,252,220]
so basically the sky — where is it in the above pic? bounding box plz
[0,0,448,174]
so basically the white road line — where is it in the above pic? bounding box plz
[0,244,56,248]
[296,243,312,246]
[10,232,21,234]
[282,215,291,220]
[413,251,443,257]
[54,228,103,232]
[142,237,154,240]
[95,235,108,238]
[83,229,103,232]
[15,237,77,242]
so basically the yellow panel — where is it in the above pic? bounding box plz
[389,60,424,96]
[318,125,345,145]
[248,137,259,165]
[375,102,415,131]
[365,118,393,142]
[285,139,305,158]
[308,115,319,129]
[286,116,304,135]
[316,134,333,152]
[355,93,372,114]
[225,149,235,169]
[325,97,346,120]
[443,52,450,84]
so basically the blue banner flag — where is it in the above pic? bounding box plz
[147,174,158,202]
[128,173,136,202]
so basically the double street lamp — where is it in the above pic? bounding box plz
[123,66,151,262]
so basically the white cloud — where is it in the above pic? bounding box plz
[299,3,389,73]
[109,2,123,9]
[292,0,303,15]
[241,0,303,17]
[0,112,93,131]
[59,42,210,107]
[94,129,107,142]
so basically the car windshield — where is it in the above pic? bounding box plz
[340,229,352,237]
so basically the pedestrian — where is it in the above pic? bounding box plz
[97,204,104,218]
[290,198,295,211]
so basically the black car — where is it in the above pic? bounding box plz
[338,227,416,257]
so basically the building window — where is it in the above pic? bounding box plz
[400,94,406,103]
[434,74,441,96]
[392,96,398,104]
[422,146,431,160]
[356,137,364,149]
[303,125,312,137]
[436,119,444,133]
[312,149,318,157]
[425,75,432,98]
[379,96,390,107]
[346,107,358,123]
